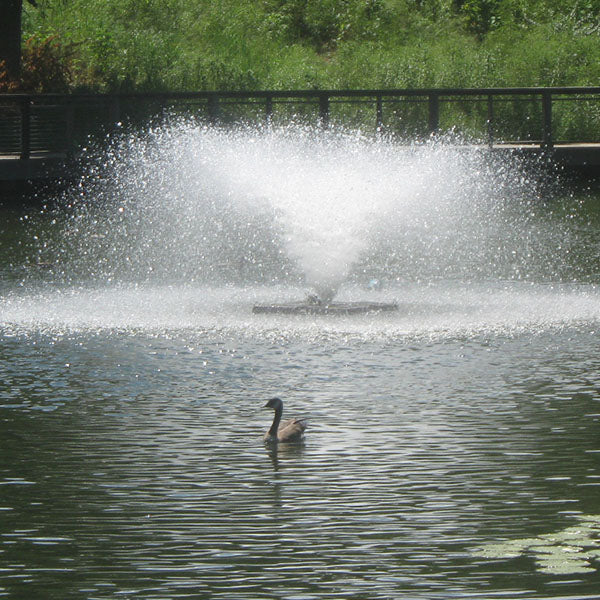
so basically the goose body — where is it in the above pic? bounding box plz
[264,397,306,444]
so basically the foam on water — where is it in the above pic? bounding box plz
[2,282,600,342]
[3,121,599,338]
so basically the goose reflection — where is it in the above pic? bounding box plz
[265,438,306,471]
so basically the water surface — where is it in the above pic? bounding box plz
[2,277,599,599]
[1,125,600,598]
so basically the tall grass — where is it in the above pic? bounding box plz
[19,0,600,92]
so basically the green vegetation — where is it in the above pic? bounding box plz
[472,514,600,575]
[11,0,600,92]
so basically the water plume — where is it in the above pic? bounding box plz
[43,120,575,296]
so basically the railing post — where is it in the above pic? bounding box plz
[428,92,440,135]
[542,90,553,149]
[65,98,75,158]
[20,97,31,160]
[487,95,494,147]
[376,95,383,132]
[265,95,273,124]
[319,92,329,129]
[208,93,220,125]
[109,96,121,125]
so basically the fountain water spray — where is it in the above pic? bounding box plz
[47,121,565,294]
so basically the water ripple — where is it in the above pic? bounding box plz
[1,321,599,598]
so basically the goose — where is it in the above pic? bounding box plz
[263,397,306,444]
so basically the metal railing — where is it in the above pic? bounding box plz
[2,87,600,160]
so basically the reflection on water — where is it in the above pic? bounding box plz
[473,514,600,575]
[1,321,599,599]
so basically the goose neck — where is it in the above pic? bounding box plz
[268,404,283,437]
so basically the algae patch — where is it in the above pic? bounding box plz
[472,514,600,575]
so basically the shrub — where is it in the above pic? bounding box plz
[0,34,73,93]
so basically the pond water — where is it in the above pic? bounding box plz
[1,124,600,599]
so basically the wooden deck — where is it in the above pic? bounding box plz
[491,142,600,167]
[0,152,70,182]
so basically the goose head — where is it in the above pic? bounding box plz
[264,397,283,411]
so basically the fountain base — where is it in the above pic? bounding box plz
[252,301,398,315]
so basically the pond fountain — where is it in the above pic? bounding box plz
[13,120,593,335]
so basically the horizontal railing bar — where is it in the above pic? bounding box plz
[3,86,600,103]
